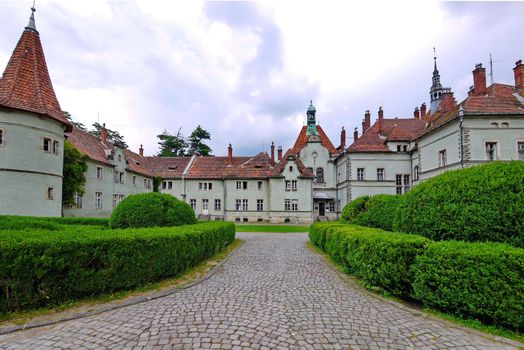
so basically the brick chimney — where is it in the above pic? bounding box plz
[414,107,420,119]
[139,144,144,157]
[101,123,107,143]
[378,107,384,132]
[514,59,524,90]
[361,120,366,134]
[340,127,346,149]
[228,143,233,163]
[440,89,456,114]
[353,127,358,142]
[472,63,487,96]
[420,103,427,119]
[270,141,275,162]
[364,110,371,131]
[277,146,283,161]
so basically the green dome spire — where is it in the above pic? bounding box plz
[307,100,316,113]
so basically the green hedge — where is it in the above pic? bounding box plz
[110,192,196,228]
[397,162,524,247]
[0,216,109,230]
[0,221,234,313]
[44,217,110,226]
[353,194,403,231]
[340,195,369,223]
[413,241,524,330]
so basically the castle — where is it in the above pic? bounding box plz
[1,9,523,222]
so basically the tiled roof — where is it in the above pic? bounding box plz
[292,125,338,155]
[186,156,252,179]
[423,83,524,135]
[143,157,191,179]
[276,149,313,177]
[234,152,278,178]
[348,118,426,152]
[66,126,112,165]
[0,26,71,131]
[124,149,155,177]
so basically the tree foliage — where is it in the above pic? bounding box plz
[63,111,87,131]
[90,122,128,148]
[188,125,212,156]
[62,140,88,206]
[157,128,188,157]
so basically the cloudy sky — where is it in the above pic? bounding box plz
[1,1,523,156]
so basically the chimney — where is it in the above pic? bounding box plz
[228,143,233,162]
[440,89,456,114]
[514,59,524,90]
[472,63,487,96]
[139,144,144,157]
[353,127,358,142]
[340,127,346,149]
[270,141,275,162]
[101,123,107,143]
[420,103,427,119]
[414,107,420,119]
[361,120,366,134]
[364,110,371,131]
[378,107,384,132]
[277,146,283,161]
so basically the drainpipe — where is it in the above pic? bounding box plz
[459,105,465,168]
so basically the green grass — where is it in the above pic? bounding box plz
[235,224,309,232]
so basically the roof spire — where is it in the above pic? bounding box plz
[433,47,438,74]
[26,3,37,32]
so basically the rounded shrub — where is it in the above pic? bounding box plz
[354,194,403,231]
[110,192,196,228]
[340,195,369,223]
[396,161,524,247]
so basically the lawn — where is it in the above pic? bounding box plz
[235,224,309,233]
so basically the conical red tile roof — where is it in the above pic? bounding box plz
[0,14,71,131]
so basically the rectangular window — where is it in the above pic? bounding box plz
[236,181,242,190]
[413,166,420,181]
[486,142,497,161]
[74,194,82,208]
[242,199,248,211]
[377,168,384,181]
[257,181,262,190]
[168,181,173,190]
[404,174,411,193]
[291,180,297,190]
[285,180,291,191]
[95,192,103,209]
[0,129,3,145]
[162,181,167,190]
[289,166,293,172]
[284,199,291,211]
[439,149,447,167]
[257,199,264,211]
[243,181,248,190]
[329,202,335,212]
[202,199,209,211]
[199,182,203,190]
[96,166,103,180]
[396,174,411,194]
[396,175,403,195]
[190,199,196,210]
[119,172,124,184]
[518,142,524,160]
[119,194,125,201]
[46,187,54,200]
[357,168,364,181]
[144,179,147,188]
[133,176,137,186]
[397,145,401,152]
[235,199,242,211]
[209,182,212,190]
[403,145,408,152]
[52,140,59,155]
[291,199,298,211]
[112,194,119,208]
[43,138,51,152]
[214,199,221,211]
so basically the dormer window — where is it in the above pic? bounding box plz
[118,154,122,162]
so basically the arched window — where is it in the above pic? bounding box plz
[307,167,313,176]
[490,122,499,128]
[316,168,324,183]
[501,122,510,128]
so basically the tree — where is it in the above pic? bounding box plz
[62,140,88,207]
[63,111,88,131]
[90,122,128,148]
[188,125,212,156]
[157,128,188,157]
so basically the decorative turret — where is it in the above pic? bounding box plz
[429,48,446,114]
[306,100,318,137]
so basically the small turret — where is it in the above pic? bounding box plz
[306,100,318,137]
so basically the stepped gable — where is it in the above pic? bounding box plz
[276,149,313,177]
[348,118,426,152]
[66,126,112,165]
[143,157,191,179]
[0,9,71,131]
[292,125,338,154]
[423,83,524,135]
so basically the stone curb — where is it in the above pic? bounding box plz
[0,240,245,336]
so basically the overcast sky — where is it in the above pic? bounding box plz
[1,1,523,156]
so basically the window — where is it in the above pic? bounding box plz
[257,181,263,190]
[119,172,125,184]
[438,150,447,167]
[199,182,212,190]
[95,192,103,209]
[52,140,59,155]
[490,122,499,128]
[202,199,209,211]
[0,129,4,145]
[291,199,298,211]
[144,179,148,188]
[209,183,212,190]
[257,199,264,211]
[236,181,242,190]
[396,174,411,194]
[403,174,411,193]
[119,194,125,201]
[133,176,136,186]
[396,175,402,195]
[307,167,313,175]
[403,145,407,152]
[316,168,324,183]
[329,202,335,212]
[46,187,54,200]
[284,199,291,211]
[112,194,119,208]
[486,142,497,161]
[243,181,247,190]
[236,181,248,190]
[285,180,291,191]
[518,142,524,160]
[96,167,103,180]
[162,181,167,190]
[190,199,196,210]
[168,181,173,190]
[397,145,401,152]
[235,199,242,211]
[43,138,51,152]
[74,194,82,208]
[413,166,420,181]
[291,180,297,190]
[289,166,293,172]
[242,199,248,211]
[214,199,221,211]
[501,122,510,128]
[377,168,384,181]
[118,154,122,162]
[357,168,364,181]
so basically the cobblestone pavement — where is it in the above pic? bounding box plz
[0,233,519,350]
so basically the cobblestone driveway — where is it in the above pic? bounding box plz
[0,233,519,350]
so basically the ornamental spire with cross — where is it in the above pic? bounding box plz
[26,1,37,32]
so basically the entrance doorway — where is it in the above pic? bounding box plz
[202,199,209,215]
[319,202,325,216]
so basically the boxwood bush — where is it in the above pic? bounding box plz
[396,161,524,247]
[110,192,196,228]
[0,221,234,313]
[413,241,524,330]
[352,194,403,231]
[340,195,369,223]
[0,216,63,231]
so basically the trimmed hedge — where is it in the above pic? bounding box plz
[352,194,403,231]
[397,161,524,247]
[0,216,63,231]
[0,221,234,313]
[44,217,110,226]
[340,195,369,223]
[413,241,524,330]
[110,192,196,228]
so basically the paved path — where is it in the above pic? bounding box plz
[0,233,519,350]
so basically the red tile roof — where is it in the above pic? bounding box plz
[292,125,338,155]
[348,118,426,152]
[185,156,252,179]
[124,149,155,177]
[0,26,71,131]
[276,149,313,177]
[143,157,191,179]
[66,126,112,165]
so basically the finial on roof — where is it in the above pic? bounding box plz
[433,47,438,72]
[26,4,37,32]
